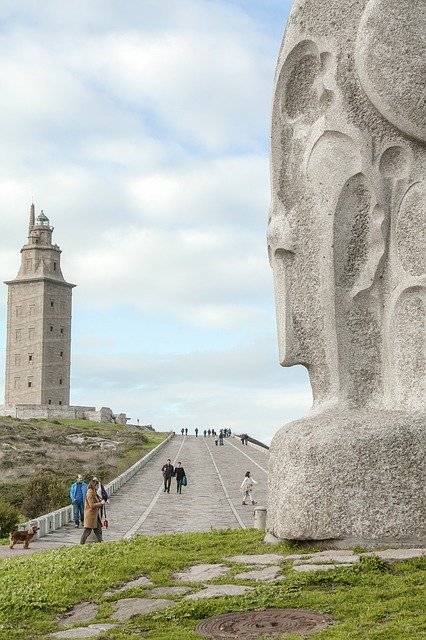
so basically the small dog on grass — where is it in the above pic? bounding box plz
[9,524,40,550]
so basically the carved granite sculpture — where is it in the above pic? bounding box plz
[267,0,425,545]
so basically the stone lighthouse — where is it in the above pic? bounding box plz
[4,204,76,406]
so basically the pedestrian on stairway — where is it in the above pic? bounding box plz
[70,473,88,528]
[80,479,105,544]
[161,458,174,493]
[241,471,257,505]
[175,462,186,494]
[195,428,199,437]
[93,476,109,522]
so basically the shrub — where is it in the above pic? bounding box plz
[0,500,20,536]
[20,471,68,518]
[0,483,26,509]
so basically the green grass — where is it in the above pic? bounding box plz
[0,529,424,640]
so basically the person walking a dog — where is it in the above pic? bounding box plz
[80,479,105,544]
[70,473,88,528]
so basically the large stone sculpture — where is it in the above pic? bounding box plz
[267,0,425,545]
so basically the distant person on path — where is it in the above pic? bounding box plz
[80,479,105,544]
[185,428,188,436]
[175,462,186,494]
[219,429,224,445]
[203,429,207,437]
[214,433,219,446]
[241,471,257,506]
[207,429,211,437]
[162,458,174,493]
[70,473,87,528]
[181,428,184,436]
[195,428,199,437]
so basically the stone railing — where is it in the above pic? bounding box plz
[233,434,270,453]
[20,433,174,539]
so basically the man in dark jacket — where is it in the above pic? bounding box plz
[161,458,174,493]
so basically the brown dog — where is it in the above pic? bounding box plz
[9,524,40,550]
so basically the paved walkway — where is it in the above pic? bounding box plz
[1,436,268,556]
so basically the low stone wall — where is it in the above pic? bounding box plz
[233,434,270,452]
[0,404,96,420]
[20,432,174,539]
[0,404,128,423]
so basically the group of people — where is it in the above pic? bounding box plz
[69,474,109,544]
[161,459,187,494]
[179,427,232,438]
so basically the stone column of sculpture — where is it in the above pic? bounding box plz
[267,0,425,545]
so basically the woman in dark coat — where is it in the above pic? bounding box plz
[175,462,186,494]
[80,479,105,544]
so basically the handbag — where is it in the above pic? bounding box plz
[182,475,187,486]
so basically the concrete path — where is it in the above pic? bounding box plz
[1,436,268,556]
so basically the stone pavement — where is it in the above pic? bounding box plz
[1,435,268,557]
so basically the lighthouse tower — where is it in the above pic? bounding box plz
[4,204,76,406]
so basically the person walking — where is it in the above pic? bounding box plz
[214,433,219,446]
[195,428,199,437]
[207,428,211,437]
[161,458,174,493]
[181,428,184,435]
[175,462,186,494]
[185,427,188,435]
[93,476,109,523]
[70,473,88,528]
[219,429,224,445]
[241,471,257,505]
[80,479,105,544]
[203,429,207,437]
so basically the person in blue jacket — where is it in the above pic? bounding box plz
[70,473,88,528]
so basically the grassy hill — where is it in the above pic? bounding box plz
[0,417,169,523]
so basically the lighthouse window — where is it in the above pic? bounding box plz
[53,262,57,271]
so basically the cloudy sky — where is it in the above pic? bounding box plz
[0,0,311,443]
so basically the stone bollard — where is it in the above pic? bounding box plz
[253,506,267,531]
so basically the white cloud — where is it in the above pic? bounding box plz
[0,0,305,442]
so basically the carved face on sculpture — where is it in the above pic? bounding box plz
[268,0,425,412]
